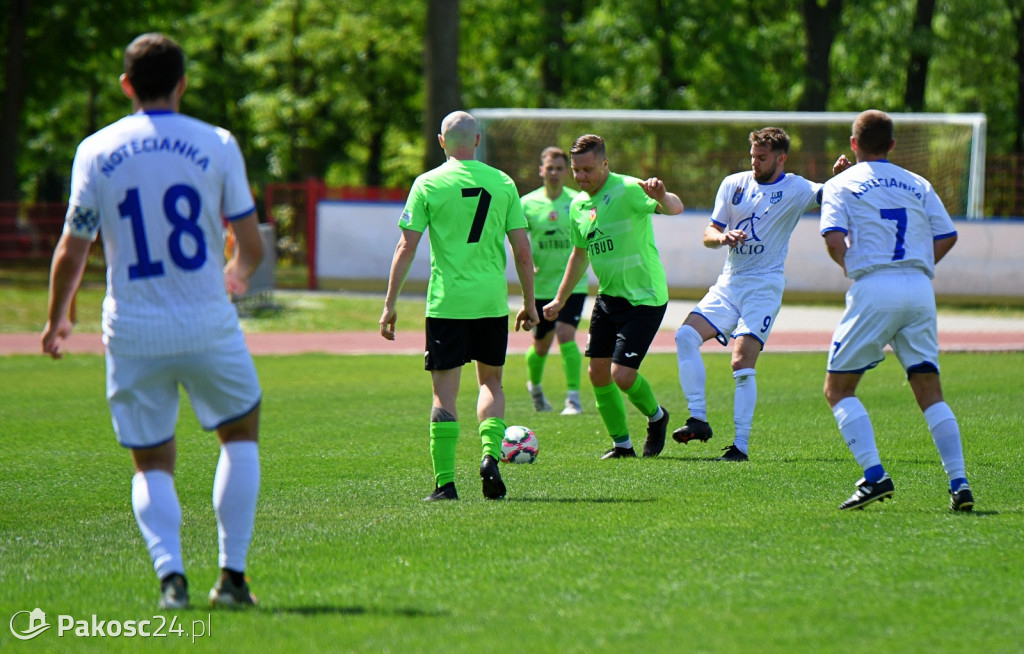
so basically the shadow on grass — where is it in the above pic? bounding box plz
[271,605,448,617]
[507,497,657,504]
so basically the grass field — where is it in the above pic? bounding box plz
[2,347,1022,653]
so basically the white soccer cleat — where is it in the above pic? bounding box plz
[560,397,582,415]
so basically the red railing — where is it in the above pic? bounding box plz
[0,202,66,262]
[264,182,407,289]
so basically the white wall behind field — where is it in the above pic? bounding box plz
[315,202,1024,302]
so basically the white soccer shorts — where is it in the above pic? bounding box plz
[827,268,940,374]
[693,273,785,347]
[105,332,262,448]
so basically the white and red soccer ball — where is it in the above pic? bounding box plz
[501,426,539,464]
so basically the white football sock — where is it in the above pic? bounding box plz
[924,402,966,482]
[675,324,707,420]
[132,470,184,580]
[213,441,261,572]
[732,368,756,454]
[831,397,881,471]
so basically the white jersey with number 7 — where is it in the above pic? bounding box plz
[819,160,957,280]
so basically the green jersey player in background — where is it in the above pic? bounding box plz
[380,111,538,501]
[520,146,587,416]
[543,134,684,459]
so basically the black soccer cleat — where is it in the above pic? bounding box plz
[950,484,974,512]
[672,417,713,445]
[158,573,189,610]
[643,407,670,457]
[838,476,895,510]
[480,455,506,499]
[208,570,258,608]
[424,481,459,501]
[601,445,637,459]
[716,444,749,462]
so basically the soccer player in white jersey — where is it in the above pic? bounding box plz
[41,33,265,608]
[673,127,822,461]
[820,109,971,512]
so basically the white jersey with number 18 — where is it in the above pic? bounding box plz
[820,160,957,281]
[66,110,256,357]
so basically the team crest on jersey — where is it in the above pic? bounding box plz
[731,186,745,205]
[70,206,99,233]
[548,211,559,222]
[769,191,783,204]
[589,207,597,221]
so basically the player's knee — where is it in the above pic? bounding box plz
[610,366,637,390]
[675,324,703,353]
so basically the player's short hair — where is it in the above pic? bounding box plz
[540,146,568,164]
[570,134,606,159]
[749,127,790,154]
[124,33,185,102]
[852,110,894,156]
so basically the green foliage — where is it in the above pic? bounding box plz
[3,0,1023,202]
[1,351,1023,652]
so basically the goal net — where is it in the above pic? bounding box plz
[472,109,986,218]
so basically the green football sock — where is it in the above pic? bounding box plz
[429,421,460,487]
[593,383,629,443]
[559,341,582,391]
[625,373,659,417]
[479,417,506,461]
[525,345,546,386]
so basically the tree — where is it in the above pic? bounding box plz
[798,0,843,111]
[904,0,936,112]
[1013,1,1024,153]
[0,0,32,202]
[423,0,461,171]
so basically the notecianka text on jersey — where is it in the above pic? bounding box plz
[851,176,922,201]
[101,138,210,177]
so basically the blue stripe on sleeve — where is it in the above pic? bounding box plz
[225,206,257,222]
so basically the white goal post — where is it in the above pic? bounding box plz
[471,109,987,218]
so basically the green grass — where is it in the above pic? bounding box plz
[1,350,1022,653]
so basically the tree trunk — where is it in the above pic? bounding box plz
[798,0,842,112]
[904,0,935,112]
[423,0,461,171]
[798,0,842,166]
[539,0,568,103]
[1014,3,1024,154]
[0,0,32,202]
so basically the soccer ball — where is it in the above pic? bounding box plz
[501,425,539,464]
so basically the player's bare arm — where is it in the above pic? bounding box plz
[223,212,264,296]
[823,230,848,275]
[638,177,684,215]
[703,223,746,249]
[508,228,539,332]
[543,246,589,321]
[380,229,422,340]
[934,233,957,264]
[41,230,91,359]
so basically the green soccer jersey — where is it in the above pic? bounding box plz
[521,186,587,299]
[569,172,668,306]
[399,159,526,319]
